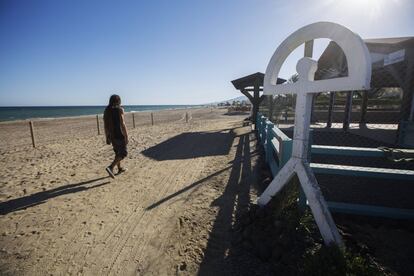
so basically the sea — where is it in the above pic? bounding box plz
[0,105,202,122]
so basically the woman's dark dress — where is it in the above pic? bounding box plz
[104,106,127,158]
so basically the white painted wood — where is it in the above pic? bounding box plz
[258,22,372,246]
[304,40,314,58]
[258,158,297,205]
[310,163,414,176]
[296,162,343,246]
[264,22,371,95]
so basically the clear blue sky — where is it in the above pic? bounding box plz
[0,0,413,106]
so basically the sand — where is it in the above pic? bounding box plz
[0,108,260,275]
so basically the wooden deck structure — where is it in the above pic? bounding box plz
[316,37,414,145]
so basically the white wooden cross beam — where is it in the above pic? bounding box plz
[257,22,372,246]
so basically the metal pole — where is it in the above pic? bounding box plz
[185,112,188,123]
[96,115,100,135]
[360,91,368,126]
[327,92,335,128]
[343,91,353,131]
[29,121,36,148]
[132,113,136,128]
[151,113,154,126]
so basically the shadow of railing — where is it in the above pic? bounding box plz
[197,127,260,275]
[145,165,233,211]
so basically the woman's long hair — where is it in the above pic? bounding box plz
[104,94,122,138]
[108,94,121,108]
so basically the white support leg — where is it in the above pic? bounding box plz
[257,158,296,206]
[296,162,343,246]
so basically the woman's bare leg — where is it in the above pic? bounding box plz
[110,156,123,171]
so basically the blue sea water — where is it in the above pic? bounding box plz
[0,105,200,122]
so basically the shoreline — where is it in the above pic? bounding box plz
[0,105,209,124]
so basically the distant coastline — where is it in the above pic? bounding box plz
[0,105,203,122]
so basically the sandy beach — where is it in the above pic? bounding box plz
[0,108,262,275]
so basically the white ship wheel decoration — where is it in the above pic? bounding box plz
[258,22,372,245]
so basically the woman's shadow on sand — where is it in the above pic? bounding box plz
[0,177,110,215]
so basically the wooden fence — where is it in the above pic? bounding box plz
[23,111,192,148]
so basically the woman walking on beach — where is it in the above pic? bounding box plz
[104,94,128,178]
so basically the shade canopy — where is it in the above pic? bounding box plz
[230,72,285,124]
[231,72,285,90]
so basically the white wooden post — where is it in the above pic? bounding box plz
[258,22,372,246]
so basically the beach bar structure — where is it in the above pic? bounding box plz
[231,72,285,124]
[315,37,414,146]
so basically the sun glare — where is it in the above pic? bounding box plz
[326,0,398,20]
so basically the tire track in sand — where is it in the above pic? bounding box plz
[104,132,204,275]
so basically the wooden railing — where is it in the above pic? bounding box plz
[256,113,414,220]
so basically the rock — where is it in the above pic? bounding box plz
[303,236,314,246]
[271,263,285,274]
[242,225,253,239]
[249,204,259,213]
[262,177,272,186]
[281,253,291,265]
[232,224,242,233]
[179,262,187,271]
[231,233,243,245]
[242,240,253,251]
[271,246,283,261]
[273,220,283,229]
[257,243,272,261]
[278,233,290,247]
[273,220,284,235]
[255,207,266,219]
[241,216,252,226]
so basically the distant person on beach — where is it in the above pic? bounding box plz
[104,94,128,178]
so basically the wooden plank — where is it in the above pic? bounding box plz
[270,126,291,142]
[311,163,414,180]
[304,40,314,58]
[29,121,36,148]
[281,140,292,165]
[96,115,100,135]
[271,137,281,156]
[327,201,414,220]
[311,145,385,157]
[268,157,279,177]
